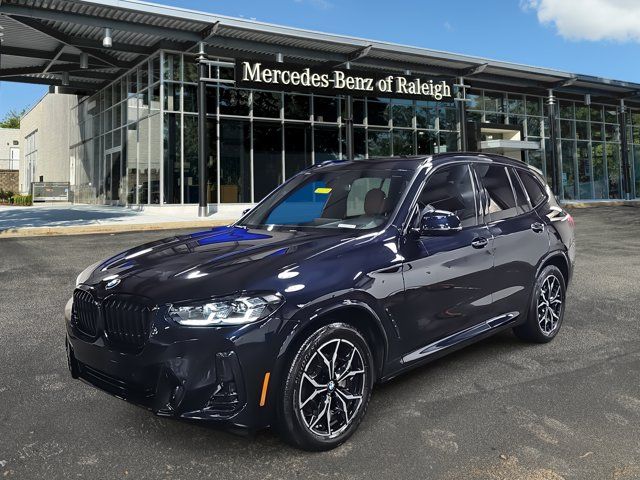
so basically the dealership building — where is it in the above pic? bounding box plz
[1,0,640,215]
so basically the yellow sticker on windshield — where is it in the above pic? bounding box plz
[314,187,332,194]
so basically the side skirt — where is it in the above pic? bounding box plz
[401,311,519,364]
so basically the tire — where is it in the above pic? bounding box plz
[514,265,566,343]
[277,322,374,451]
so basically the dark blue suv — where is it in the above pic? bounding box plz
[65,153,575,451]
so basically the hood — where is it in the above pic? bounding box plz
[82,225,376,303]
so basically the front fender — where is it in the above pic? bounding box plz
[279,296,390,363]
[265,292,395,410]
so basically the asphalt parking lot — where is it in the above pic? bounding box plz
[1,206,639,479]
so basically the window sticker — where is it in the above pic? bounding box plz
[314,187,332,194]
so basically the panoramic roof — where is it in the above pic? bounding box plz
[0,0,639,104]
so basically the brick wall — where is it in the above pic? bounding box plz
[0,170,19,193]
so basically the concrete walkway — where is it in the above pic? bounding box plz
[0,204,234,237]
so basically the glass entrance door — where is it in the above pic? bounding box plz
[104,149,123,204]
[111,151,122,204]
[104,153,112,202]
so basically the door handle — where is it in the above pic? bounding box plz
[471,237,488,249]
[531,222,545,233]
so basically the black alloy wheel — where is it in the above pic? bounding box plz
[514,264,566,343]
[277,323,374,451]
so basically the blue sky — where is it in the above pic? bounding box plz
[1,0,639,119]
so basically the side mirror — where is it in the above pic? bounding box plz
[417,210,462,236]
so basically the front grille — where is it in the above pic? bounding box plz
[103,296,152,350]
[71,290,153,350]
[72,289,99,337]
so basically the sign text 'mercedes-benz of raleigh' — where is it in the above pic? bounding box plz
[235,61,453,101]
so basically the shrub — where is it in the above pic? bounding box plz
[10,194,32,206]
[0,189,15,201]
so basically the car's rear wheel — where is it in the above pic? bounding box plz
[514,264,566,343]
[277,323,374,451]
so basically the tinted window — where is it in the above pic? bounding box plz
[253,91,281,118]
[284,94,310,120]
[518,170,548,206]
[417,164,478,227]
[509,167,531,214]
[474,164,519,221]
[253,122,283,201]
[313,96,338,123]
[219,87,250,116]
[220,119,251,203]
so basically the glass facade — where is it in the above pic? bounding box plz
[556,101,623,200]
[465,89,639,200]
[70,51,640,206]
[466,89,546,173]
[71,54,161,205]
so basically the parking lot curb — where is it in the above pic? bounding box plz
[562,200,640,208]
[0,220,233,238]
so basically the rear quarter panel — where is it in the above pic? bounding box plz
[535,187,576,282]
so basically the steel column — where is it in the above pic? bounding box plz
[619,99,631,200]
[345,95,354,160]
[344,61,354,161]
[547,89,560,196]
[457,77,468,151]
[197,47,209,217]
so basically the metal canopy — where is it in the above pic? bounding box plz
[1,0,640,103]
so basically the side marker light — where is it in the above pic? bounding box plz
[259,372,271,407]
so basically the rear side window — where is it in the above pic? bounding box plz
[518,170,548,206]
[474,164,519,221]
[508,167,531,215]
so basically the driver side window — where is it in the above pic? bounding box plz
[346,177,391,217]
[417,164,478,228]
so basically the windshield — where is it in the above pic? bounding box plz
[239,166,413,230]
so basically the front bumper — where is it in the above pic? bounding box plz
[65,297,283,431]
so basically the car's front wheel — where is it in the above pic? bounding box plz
[514,264,566,343]
[277,323,374,451]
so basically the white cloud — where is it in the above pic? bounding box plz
[443,21,453,32]
[293,0,333,9]
[521,0,640,42]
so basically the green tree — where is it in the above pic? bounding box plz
[0,108,27,129]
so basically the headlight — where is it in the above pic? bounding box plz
[75,261,102,287]
[168,293,283,326]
